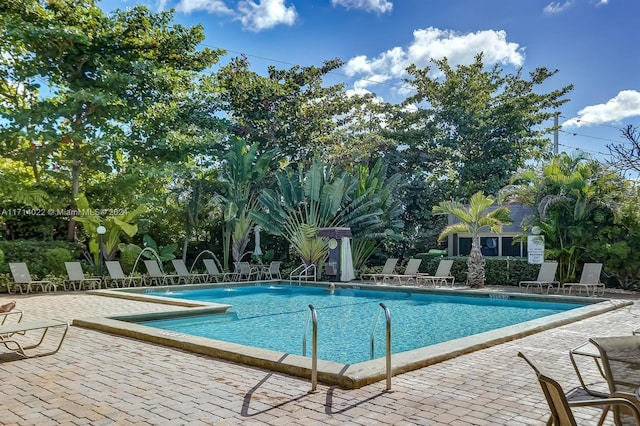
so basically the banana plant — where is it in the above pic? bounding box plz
[341,160,404,271]
[217,139,275,269]
[73,193,146,264]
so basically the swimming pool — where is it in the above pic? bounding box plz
[76,282,630,389]
[138,285,585,364]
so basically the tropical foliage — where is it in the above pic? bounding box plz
[3,0,639,292]
[432,192,512,288]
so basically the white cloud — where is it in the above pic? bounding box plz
[596,0,609,5]
[176,0,233,14]
[563,90,640,127]
[343,27,524,90]
[237,0,298,32]
[543,1,573,14]
[331,0,393,14]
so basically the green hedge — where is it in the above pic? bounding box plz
[0,240,85,279]
[413,254,541,286]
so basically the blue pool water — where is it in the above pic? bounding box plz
[140,285,585,364]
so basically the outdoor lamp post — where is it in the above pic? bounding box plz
[97,225,106,285]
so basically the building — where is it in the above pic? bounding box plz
[444,203,534,257]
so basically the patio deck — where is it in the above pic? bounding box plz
[1,288,638,425]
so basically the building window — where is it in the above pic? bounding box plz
[502,237,524,257]
[456,236,525,257]
[458,237,471,256]
[480,237,498,256]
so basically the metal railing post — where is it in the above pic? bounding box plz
[379,303,392,391]
[308,304,318,392]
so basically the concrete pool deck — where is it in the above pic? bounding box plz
[1,287,639,425]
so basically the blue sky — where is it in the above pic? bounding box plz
[99,0,640,160]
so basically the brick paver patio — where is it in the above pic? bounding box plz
[1,290,638,425]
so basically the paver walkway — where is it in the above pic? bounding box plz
[0,290,638,425]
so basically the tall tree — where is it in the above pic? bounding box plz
[397,53,573,199]
[216,56,352,165]
[0,0,224,240]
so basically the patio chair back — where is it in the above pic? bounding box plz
[143,260,165,277]
[9,263,33,283]
[536,262,558,282]
[518,352,578,426]
[171,259,191,276]
[403,259,422,276]
[380,258,398,275]
[65,262,87,281]
[203,258,221,275]
[590,336,640,425]
[433,259,453,277]
[579,263,602,284]
[268,261,282,279]
[105,261,127,279]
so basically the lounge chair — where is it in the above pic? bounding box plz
[417,259,455,287]
[0,303,23,325]
[171,259,209,284]
[519,261,560,294]
[203,259,238,282]
[235,261,260,281]
[0,319,69,358]
[64,262,102,291]
[104,261,144,288]
[563,263,604,296]
[360,258,398,284]
[590,336,640,425]
[518,351,640,426]
[144,260,188,286]
[382,259,423,285]
[264,261,282,280]
[8,263,58,294]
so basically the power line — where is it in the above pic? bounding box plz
[557,142,611,157]
[558,129,623,146]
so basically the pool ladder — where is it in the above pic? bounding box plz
[302,303,393,392]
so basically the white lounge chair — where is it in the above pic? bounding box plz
[0,319,68,358]
[360,258,398,284]
[171,259,209,284]
[264,261,282,280]
[417,259,455,287]
[235,261,260,281]
[144,260,188,286]
[104,261,144,288]
[563,263,604,296]
[8,263,58,294]
[382,259,422,285]
[203,258,238,282]
[65,262,102,290]
[518,261,559,294]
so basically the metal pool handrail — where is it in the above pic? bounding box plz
[370,303,393,391]
[301,304,318,392]
[289,263,316,283]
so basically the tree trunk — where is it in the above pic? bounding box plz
[467,238,486,288]
[67,157,81,241]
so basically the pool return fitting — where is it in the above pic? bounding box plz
[303,303,393,392]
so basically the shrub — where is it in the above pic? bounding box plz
[43,247,74,277]
[0,240,84,279]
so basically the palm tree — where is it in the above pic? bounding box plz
[432,191,512,288]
